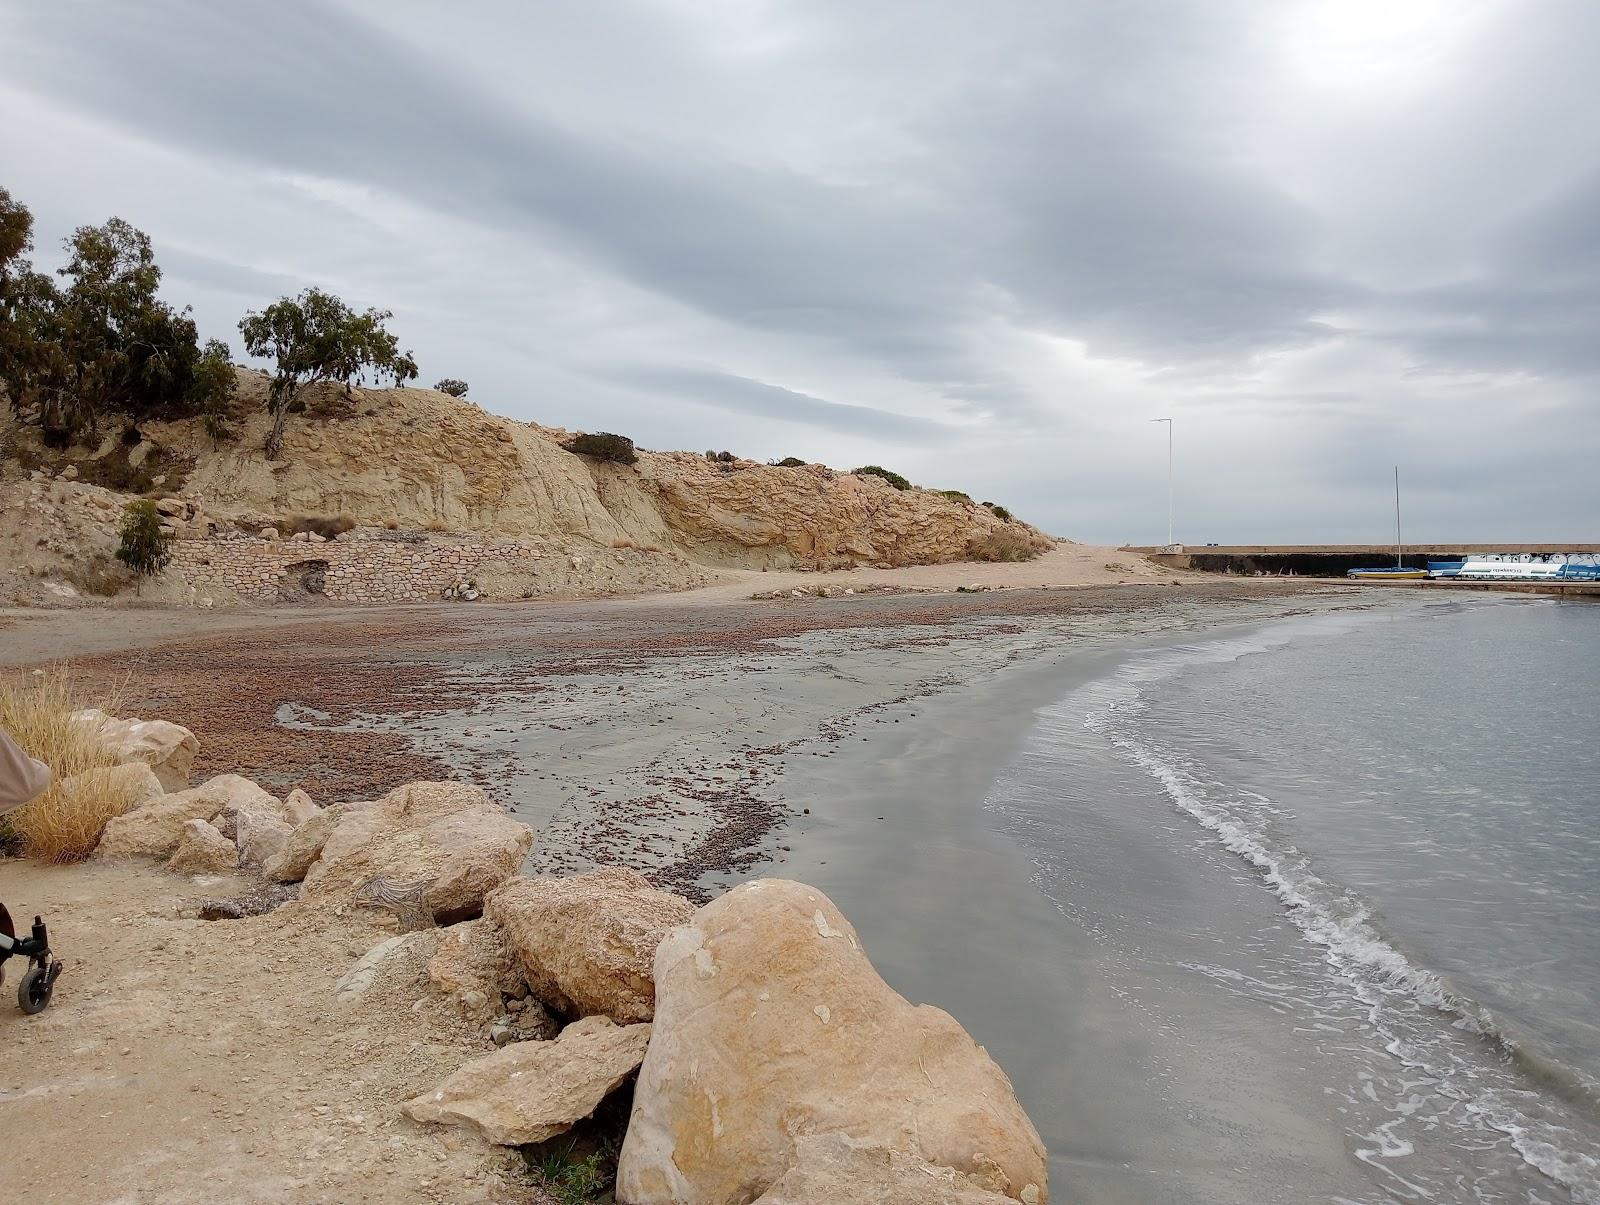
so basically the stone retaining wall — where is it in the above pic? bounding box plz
[170,534,543,604]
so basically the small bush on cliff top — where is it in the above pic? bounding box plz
[939,488,972,503]
[853,464,911,491]
[434,377,469,397]
[772,456,807,468]
[983,501,1013,521]
[564,432,637,465]
[0,667,143,862]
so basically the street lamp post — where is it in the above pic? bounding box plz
[1151,418,1173,549]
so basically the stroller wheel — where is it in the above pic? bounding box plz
[18,966,52,1014]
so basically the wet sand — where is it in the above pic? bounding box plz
[770,622,1389,1202]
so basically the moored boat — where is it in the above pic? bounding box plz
[1348,566,1429,580]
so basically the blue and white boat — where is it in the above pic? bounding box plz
[1445,554,1600,581]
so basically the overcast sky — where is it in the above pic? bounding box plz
[4,0,1597,543]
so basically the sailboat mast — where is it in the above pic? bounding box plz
[1394,465,1402,569]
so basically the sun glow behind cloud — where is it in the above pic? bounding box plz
[1281,0,1504,95]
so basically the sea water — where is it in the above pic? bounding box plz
[986,596,1600,1203]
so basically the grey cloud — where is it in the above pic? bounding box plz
[4,0,1598,539]
[604,366,951,443]
[157,247,303,302]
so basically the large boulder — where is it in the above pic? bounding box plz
[234,811,294,871]
[615,880,1048,1205]
[486,867,691,1024]
[307,782,479,877]
[263,804,348,883]
[203,776,291,869]
[752,1134,1023,1205]
[165,818,239,875]
[282,788,319,827]
[402,1014,650,1145]
[299,782,533,925]
[95,774,277,861]
[71,708,199,792]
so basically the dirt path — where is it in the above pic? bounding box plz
[0,858,540,1204]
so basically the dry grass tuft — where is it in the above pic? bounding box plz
[965,529,1040,563]
[0,667,142,862]
[62,553,133,598]
[286,514,356,540]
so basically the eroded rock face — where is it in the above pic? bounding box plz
[298,782,533,925]
[71,708,200,792]
[165,818,239,875]
[486,867,692,1024]
[153,376,1049,572]
[616,879,1048,1205]
[752,1134,1027,1205]
[402,1015,651,1146]
[95,774,277,860]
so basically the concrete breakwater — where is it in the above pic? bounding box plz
[1130,543,1600,578]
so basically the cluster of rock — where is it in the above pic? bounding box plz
[750,583,925,600]
[76,709,1048,1204]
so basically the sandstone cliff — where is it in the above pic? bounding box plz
[136,373,1050,572]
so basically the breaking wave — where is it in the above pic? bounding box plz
[1077,625,1600,1204]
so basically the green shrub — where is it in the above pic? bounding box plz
[115,499,172,577]
[434,378,469,397]
[529,1137,614,1205]
[853,464,911,490]
[772,456,807,468]
[982,501,1013,521]
[939,489,972,503]
[564,432,638,465]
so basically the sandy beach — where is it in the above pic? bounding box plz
[2,577,1411,1202]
